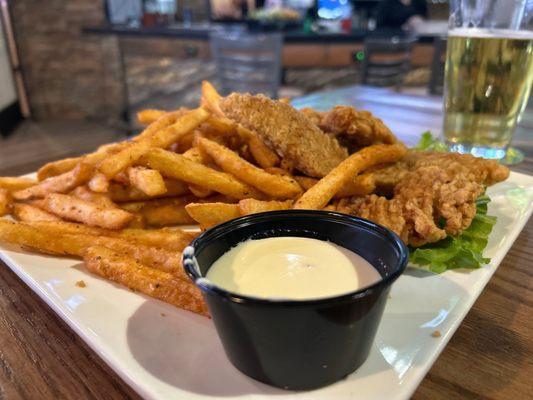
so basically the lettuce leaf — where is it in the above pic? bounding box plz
[409,196,496,273]
[409,133,497,273]
[415,131,449,152]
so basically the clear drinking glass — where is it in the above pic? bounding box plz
[443,0,533,163]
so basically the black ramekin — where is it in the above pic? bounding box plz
[182,210,408,390]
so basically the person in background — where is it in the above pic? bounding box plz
[211,0,259,20]
[375,0,428,31]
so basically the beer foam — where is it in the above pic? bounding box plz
[449,28,533,40]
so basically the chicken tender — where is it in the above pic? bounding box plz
[219,94,348,178]
[301,105,397,151]
[339,165,485,247]
[361,150,509,196]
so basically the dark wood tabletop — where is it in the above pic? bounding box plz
[0,86,531,399]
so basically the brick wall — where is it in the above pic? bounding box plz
[9,0,124,121]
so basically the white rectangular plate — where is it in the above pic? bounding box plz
[1,171,532,400]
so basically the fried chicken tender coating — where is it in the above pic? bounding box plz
[339,165,485,247]
[220,94,348,178]
[363,150,510,196]
[301,105,397,151]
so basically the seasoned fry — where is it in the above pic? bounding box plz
[113,171,130,185]
[238,126,280,168]
[98,141,153,180]
[335,173,376,198]
[294,144,407,210]
[71,186,118,209]
[0,220,183,273]
[37,142,129,181]
[136,109,167,125]
[133,109,188,143]
[25,220,196,252]
[0,176,37,192]
[12,203,61,222]
[199,137,301,199]
[293,176,318,191]
[201,80,224,116]
[37,157,80,181]
[42,193,134,229]
[87,172,110,193]
[108,179,189,202]
[13,163,94,200]
[84,246,208,316]
[99,108,209,179]
[140,148,264,200]
[127,167,167,196]
[126,213,146,229]
[0,189,10,216]
[238,199,293,215]
[137,198,195,227]
[185,202,241,229]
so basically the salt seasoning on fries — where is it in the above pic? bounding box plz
[42,193,134,229]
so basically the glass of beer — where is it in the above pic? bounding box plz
[443,0,533,162]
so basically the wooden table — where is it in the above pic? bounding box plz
[0,86,531,399]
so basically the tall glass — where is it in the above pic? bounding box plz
[443,0,533,161]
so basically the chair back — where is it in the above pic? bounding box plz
[428,36,447,95]
[209,30,283,98]
[361,36,415,89]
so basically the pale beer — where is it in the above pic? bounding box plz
[443,29,533,158]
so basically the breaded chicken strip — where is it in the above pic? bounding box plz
[361,150,510,196]
[339,165,485,247]
[301,105,397,151]
[219,94,348,178]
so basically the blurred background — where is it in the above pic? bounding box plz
[1,0,451,172]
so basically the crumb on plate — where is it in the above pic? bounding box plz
[75,280,86,288]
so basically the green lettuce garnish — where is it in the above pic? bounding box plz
[409,133,497,273]
[409,196,496,273]
[415,131,449,152]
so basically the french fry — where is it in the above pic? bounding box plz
[239,126,280,168]
[25,220,197,252]
[293,176,318,191]
[87,172,110,193]
[188,185,213,198]
[0,176,37,192]
[126,213,146,229]
[37,142,129,181]
[98,141,152,180]
[71,186,118,209]
[335,173,376,198]
[42,193,134,229]
[133,109,188,143]
[0,220,183,274]
[99,108,210,179]
[136,109,167,125]
[198,137,301,199]
[113,171,130,185]
[201,80,224,116]
[140,148,264,200]
[12,203,61,222]
[108,179,189,202]
[185,202,241,229]
[294,144,407,210]
[127,167,167,196]
[0,189,10,216]
[264,167,290,176]
[13,163,94,200]
[238,199,293,215]
[83,246,208,316]
[138,198,195,227]
[37,157,80,181]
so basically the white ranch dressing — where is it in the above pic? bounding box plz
[206,237,381,300]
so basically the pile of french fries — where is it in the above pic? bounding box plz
[0,82,405,316]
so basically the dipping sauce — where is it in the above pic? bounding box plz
[206,237,381,300]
